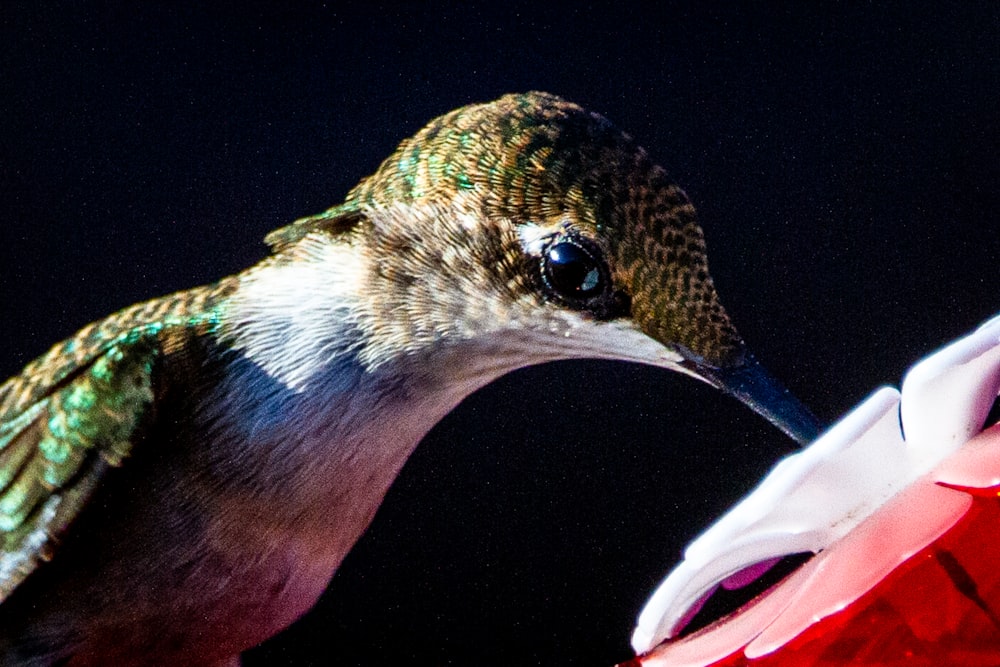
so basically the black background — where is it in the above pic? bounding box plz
[2,4,998,666]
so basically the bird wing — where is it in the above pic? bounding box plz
[264,201,365,251]
[0,279,234,603]
[0,323,161,601]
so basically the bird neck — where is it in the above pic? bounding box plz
[201,242,518,546]
[206,226,582,539]
[192,329,498,566]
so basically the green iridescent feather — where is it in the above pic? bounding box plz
[0,285,229,601]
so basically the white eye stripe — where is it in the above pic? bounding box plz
[516,220,574,256]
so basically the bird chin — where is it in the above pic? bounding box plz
[548,317,690,372]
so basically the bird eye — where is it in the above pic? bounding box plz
[540,236,607,305]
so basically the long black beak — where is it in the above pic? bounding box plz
[691,354,823,446]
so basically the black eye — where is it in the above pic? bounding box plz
[541,237,607,305]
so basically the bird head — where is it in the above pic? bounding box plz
[260,92,819,444]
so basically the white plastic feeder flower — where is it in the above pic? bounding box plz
[630,314,1000,666]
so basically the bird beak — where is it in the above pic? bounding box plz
[677,352,822,447]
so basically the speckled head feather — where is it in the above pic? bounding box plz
[269,91,743,367]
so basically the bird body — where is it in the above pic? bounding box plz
[0,92,818,665]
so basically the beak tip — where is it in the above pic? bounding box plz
[707,355,823,446]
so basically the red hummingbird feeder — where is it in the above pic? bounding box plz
[627,315,1000,667]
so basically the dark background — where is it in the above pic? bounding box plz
[2,4,998,666]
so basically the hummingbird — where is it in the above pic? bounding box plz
[0,92,819,666]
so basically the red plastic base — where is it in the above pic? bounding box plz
[675,491,1000,666]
